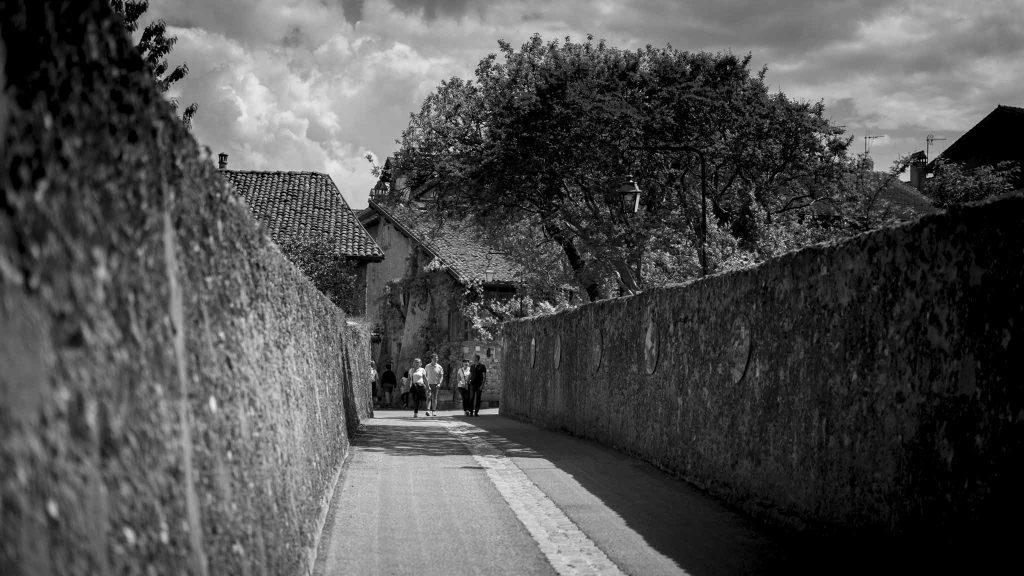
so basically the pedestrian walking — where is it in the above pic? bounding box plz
[468,354,487,417]
[399,370,410,408]
[424,353,444,416]
[380,363,397,408]
[408,358,428,417]
[368,360,378,408]
[454,358,472,416]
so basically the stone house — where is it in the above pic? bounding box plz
[220,167,383,314]
[358,195,518,408]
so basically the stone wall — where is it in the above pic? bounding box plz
[501,194,1024,552]
[0,2,367,575]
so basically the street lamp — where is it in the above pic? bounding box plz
[484,268,495,283]
[618,176,642,214]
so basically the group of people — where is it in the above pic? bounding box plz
[369,353,487,417]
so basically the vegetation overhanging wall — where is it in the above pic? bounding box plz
[0,2,366,574]
[500,192,1024,548]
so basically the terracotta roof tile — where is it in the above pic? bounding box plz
[369,201,519,285]
[876,178,940,215]
[221,171,383,259]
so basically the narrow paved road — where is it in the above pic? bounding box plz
[314,410,796,576]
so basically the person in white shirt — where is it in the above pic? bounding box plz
[454,359,472,416]
[368,360,378,408]
[424,353,445,416]
[408,358,427,417]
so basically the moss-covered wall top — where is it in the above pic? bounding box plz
[0,2,366,574]
[501,193,1024,552]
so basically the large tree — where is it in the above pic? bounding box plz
[389,35,849,300]
[110,0,198,128]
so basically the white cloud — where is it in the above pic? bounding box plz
[146,0,1023,203]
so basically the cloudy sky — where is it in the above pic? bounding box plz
[150,0,1024,208]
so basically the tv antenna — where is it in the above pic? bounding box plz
[864,133,883,155]
[926,134,946,159]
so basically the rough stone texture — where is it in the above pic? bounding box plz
[0,2,367,575]
[501,194,1024,556]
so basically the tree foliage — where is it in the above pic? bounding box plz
[388,35,852,300]
[921,159,1020,208]
[281,238,361,313]
[110,0,198,129]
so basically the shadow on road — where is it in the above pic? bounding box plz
[350,412,1006,575]
[353,419,469,458]
[458,414,1003,576]
[459,415,792,576]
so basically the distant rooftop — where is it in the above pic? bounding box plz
[934,105,1024,189]
[938,105,1024,165]
[222,170,383,260]
[362,200,519,286]
[876,177,940,216]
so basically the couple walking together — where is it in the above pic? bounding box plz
[407,353,487,417]
[408,353,445,417]
[454,355,487,417]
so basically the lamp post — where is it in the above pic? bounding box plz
[618,175,642,214]
[483,268,495,283]
[627,145,708,277]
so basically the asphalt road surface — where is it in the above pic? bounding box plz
[314,410,802,576]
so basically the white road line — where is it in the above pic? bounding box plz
[440,419,627,576]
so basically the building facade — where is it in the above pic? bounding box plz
[220,169,383,315]
[359,199,517,408]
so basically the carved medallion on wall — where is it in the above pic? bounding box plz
[553,333,562,370]
[726,315,752,384]
[529,336,537,368]
[590,327,603,372]
[644,310,659,375]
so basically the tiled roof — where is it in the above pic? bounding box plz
[367,200,519,286]
[876,178,939,215]
[934,105,1024,189]
[938,105,1024,165]
[221,171,383,260]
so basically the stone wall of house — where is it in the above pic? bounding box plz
[500,194,1024,554]
[0,2,368,574]
[456,340,504,407]
[362,214,506,407]
[363,218,414,326]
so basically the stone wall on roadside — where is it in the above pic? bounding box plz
[0,2,366,575]
[501,193,1024,550]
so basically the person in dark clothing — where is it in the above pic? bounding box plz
[468,354,487,416]
[380,363,397,408]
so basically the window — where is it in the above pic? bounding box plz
[449,309,470,342]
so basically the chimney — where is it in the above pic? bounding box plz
[218,153,228,170]
[909,161,927,189]
[907,150,928,189]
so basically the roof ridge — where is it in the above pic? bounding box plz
[220,169,331,176]
[367,200,519,285]
[220,170,383,260]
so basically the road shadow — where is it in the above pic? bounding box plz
[447,415,782,575]
[353,418,470,458]
[461,415,1002,576]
